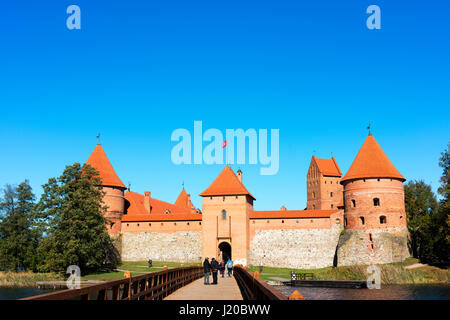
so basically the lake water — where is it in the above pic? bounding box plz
[0,287,54,300]
[1,284,449,300]
[277,284,450,300]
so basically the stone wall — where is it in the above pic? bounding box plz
[336,227,409,266]
[121,231,202,262]
[248,224,343,269]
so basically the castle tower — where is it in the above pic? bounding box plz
[337,134,409,265]
[306,156,343,210]
[200,166,255,264]
[86,144,126,236]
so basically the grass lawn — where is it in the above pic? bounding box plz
[81,260,201,281]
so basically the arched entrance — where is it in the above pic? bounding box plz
[218,242,232,262]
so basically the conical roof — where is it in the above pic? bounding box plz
[86,144,126,189]
[341,134,405,183]
[200,166,255,200]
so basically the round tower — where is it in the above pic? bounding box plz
[86,144,126,236]
[337,134,409,266]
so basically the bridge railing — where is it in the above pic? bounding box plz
[20,266,203,300]
[233,266,288,300]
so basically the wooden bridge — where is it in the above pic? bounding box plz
[20,265,288,300]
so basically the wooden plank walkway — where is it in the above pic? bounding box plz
[165,274,243,300]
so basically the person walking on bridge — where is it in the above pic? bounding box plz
[203,257,211,285]
[226,259,233,277]
[210,258,219,284]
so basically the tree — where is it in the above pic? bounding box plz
[404,180,438,258]
[435,143,450,263]
[0,181,39,271]
[36,163,120,274]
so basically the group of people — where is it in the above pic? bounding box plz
[203,257,233,285]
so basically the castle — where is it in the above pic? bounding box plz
[85,133,409,268]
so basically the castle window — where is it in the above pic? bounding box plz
[369,233,373,241]
[126,224,129,227]
[325,181,327,184]
[344,218,347,226]
[223,196,226,201]
[360,217,365,225]
[137,223,140,227]
[330,192,333,197]
[210,197,212,200]
[331,204,334,209]
[187,222,190,225]
[110,222,115,229]
[363,179,366,182]
[267,220,270,223]
[380,216,387,224]
[310,220,314,223]
[377,178,380,181]
[313,204,316,209]
[149,223,151,226]
[174,223,176,226]
[235,196,238,199]
[199,222,202,225]
[400,215,403,219]
[336,218,340,224]
[252,220,255,224]
[371,243,374,250]
[222,210,226,220]
[312,192,315,198]
[373,198,380,206]
[351,200,356,208]
[161,223,164,226]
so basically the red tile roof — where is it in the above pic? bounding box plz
[200,166,255,200]
[342,134,405,183]
[174,188,194,209]
[313,156,342,177]
[250,209,340,219]
[123,191,201,222]
[86,144,126,189]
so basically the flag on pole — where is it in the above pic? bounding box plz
[222,140,227,148]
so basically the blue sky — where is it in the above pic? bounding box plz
[1,0,449,210]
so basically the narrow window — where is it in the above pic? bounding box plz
[369,233,373,241]
[187,222,190,225]
[223,196,226,201]
[344,218,347,226]
[137,223,140,227]
[282,220,284,223]
[360,217,365,225]
[313,204,316,209]
[373,198,380,206]
[330,192,333,197]
[149,223,151,226]
[222,210,226,220]
[380,216,387,224]
[351,199,356,208]
[331,204,334,209]
[174,222,176,226]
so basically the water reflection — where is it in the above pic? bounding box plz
[278,284,450,300]
[0,287,54,300]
